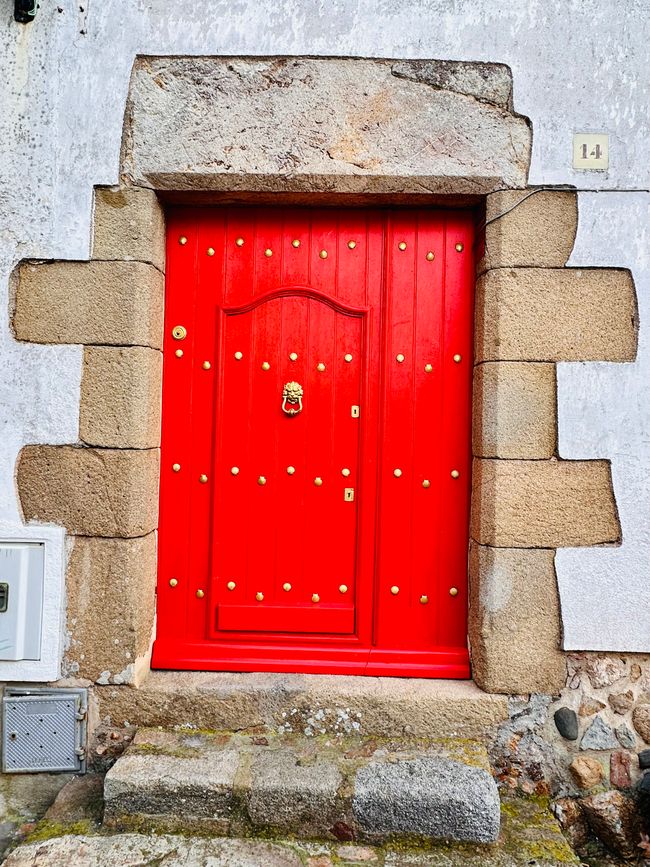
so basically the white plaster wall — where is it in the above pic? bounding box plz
[1,0,648,674]
[557,192,650,651]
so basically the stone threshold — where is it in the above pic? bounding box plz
[95,671,508,739]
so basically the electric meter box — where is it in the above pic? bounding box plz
[0,543,44,660]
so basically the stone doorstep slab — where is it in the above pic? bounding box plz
[6,794,579,866]
[96,671,508,738]
[103,729,500,844]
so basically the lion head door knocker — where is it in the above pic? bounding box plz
[282,381,303,416]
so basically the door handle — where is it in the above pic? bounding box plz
[282,381,303,416]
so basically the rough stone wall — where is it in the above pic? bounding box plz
[13,189,166,685]
[469,189,636,695]
[489,653,650,858]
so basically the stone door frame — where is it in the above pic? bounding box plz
[12,56,634,695]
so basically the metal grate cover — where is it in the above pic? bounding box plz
[2,687,87,773]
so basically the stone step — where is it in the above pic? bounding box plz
[103,728,501,844]
[96,671,508,739]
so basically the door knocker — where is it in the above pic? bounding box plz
[282,381,303,416]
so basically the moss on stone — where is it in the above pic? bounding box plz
[26,819,93,843]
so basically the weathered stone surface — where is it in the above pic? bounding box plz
[0,773,72,824]
[554,707,579,741]
[580,790,642,860]
[1,804,580,867]
[585,656,627,689]
[92,187,165,270]
[14,261,163,347]
[580,716,618,751]
[615,725,637,750]
[468,544,565,694]
[473,362,556,459]
[104,728,498,844]
[248,750,342,834]
[580,698,606,717]
[17,445,159,537]
[124,57,531,193]
[43,774,104,825]
[104,750,239,832]
[551,797,589,850]
[608,690,635,715]
[3,835,304,867]
[569,756,604,789]
[96,671,508,737]
[390,59,513,106]
[471,459,620,547]
[353,756,500,843]
[335,845,378,862]
[476,268,637,362]
[80,347,162,449]
[632,704,650,743]
[610,751,632,789]
[65,535,156,683]
[639,749,650,769]
[481,190,578,270]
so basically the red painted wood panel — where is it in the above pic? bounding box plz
[154,207,474,678]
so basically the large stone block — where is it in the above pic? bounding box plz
[65,534,156,684]
[473,361,556,458]
[104,749,239,834]
[17,445,159,537]
[14,261,163,347]
[468,544,566,693]
[3,836,305,867]
[480,190,578,270]
[353,756,500,843]
[80,347,162,449]
[247,750,342,835]
[124,57,530,193]
[95,671,508,737]
[92,187,165,270]
[476,268,637,361]
[471,459,620,547]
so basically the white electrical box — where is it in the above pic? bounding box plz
[0,544,44,660]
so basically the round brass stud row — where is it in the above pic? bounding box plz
[231,355,349,367]
[225,582,349,595]
[231,468,353,479]
[176,236,450,259]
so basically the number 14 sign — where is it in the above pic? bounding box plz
[573,133,609,171]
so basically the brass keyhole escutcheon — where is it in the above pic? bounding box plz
[172,325,187,341]
[282,381,304,416]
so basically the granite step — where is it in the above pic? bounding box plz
[96,671,508,739]
[7,795,580,866]
[103,728,501,844]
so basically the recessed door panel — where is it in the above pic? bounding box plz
[154,207,474,678]
[210,293,366,635]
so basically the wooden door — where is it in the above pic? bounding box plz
[154,207,474,678]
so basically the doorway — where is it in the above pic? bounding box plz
[153,206,474,677]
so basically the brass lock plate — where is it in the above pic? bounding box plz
[344,488,355,502]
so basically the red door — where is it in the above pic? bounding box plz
[153,207,474,678]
